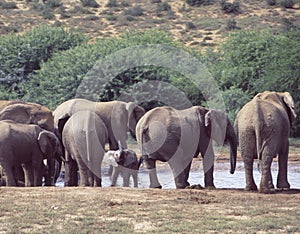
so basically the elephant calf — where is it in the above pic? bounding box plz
[105,149,142,187]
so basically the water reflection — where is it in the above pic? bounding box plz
[56,161,300,189]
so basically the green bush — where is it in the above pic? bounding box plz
[80,0,99,8]
[220,0,241,13]
[266,0,276,5]
[106,0,118,7]
[207,29,300,136]
[185,0,214,6]
[22,30,208,111]
[0,25,87,99]
[0,1,18,9]
[124,6,144,16]
[281,0,295,8]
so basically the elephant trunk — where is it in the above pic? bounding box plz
[226,122,238,174]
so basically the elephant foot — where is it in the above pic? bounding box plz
[259,186,275,194]
[175,181,190,189]
[277,181,290,190]
[185,184,204,190]
[245,184,258,191]
[205,185,216,190]
[151,185,162,189]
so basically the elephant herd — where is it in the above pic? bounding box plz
[0,91,297,194]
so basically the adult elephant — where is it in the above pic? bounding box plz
[54,99,145,149]
[62,111,108,186]
[0,100,59,186]
[136,106,237,189]
[54,99,145,185]
[234,91,296,194]
[0,120,62,186]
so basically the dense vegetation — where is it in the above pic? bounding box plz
[0,25,299,136]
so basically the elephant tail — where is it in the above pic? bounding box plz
[137,156,144,170]
[140,126,150,157]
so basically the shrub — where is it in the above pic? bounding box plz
[0,25,87,99]
[80,0,99,8]
[226,18,240,31]
[281,0,295,8]
[124,6,144,17]
[0,1,18,9]
[185,0,214,6]
[45,0,62,8]
[106,0,118,7]
[21,30,190,110]
[220,0,241,14]
[266,0,276,6]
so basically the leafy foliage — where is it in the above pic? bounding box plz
[1,25,300,136]
[208,29,300,136]
[185,0,214,6]
[0,25,87,98]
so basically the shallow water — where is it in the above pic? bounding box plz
[56,161,300,189]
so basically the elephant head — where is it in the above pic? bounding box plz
[0,101,54,131]
[200,109,237,174]
[38,131,63,160]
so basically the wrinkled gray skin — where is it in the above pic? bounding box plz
[136,106,237,189]
[0,120,62,186]
[54,99,145,150]
[54,99,145,185]
[0,100,59,186]
[62,111,108,187]
[234,91,297,194]
[105,149,142,187]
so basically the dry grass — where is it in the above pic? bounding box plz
[1,187,300,233]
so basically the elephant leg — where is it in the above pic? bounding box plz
[21,163,34,187]
[32,162,43,187]
[172,161,191,189]
[64,160,78,186]
[132,171,138,188]
[111,167,120,186]
[3,166,16,186]
[122,169,130,187]
[243,158,257,191]
[277,141,290,190]
[144,157,161,188]
[93,175,101,187]
[78,164,89,186]
[202,144,215,188]
[259,148,274,194]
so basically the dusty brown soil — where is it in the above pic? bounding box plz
[0,145,299,233]
[1,0,299,49]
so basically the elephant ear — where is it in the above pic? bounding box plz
[56,114,71,139]
[0,104,31,123]
[282,92,297,123]
[204,110,228,146]
[126,102,145,133]
[38,131,56,159]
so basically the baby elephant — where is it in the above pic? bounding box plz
[105,149,142,187]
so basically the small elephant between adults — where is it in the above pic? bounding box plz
[136,106,237,189]
[105,148,143,187]
[234,91,297,193]
[0,120,62,186]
